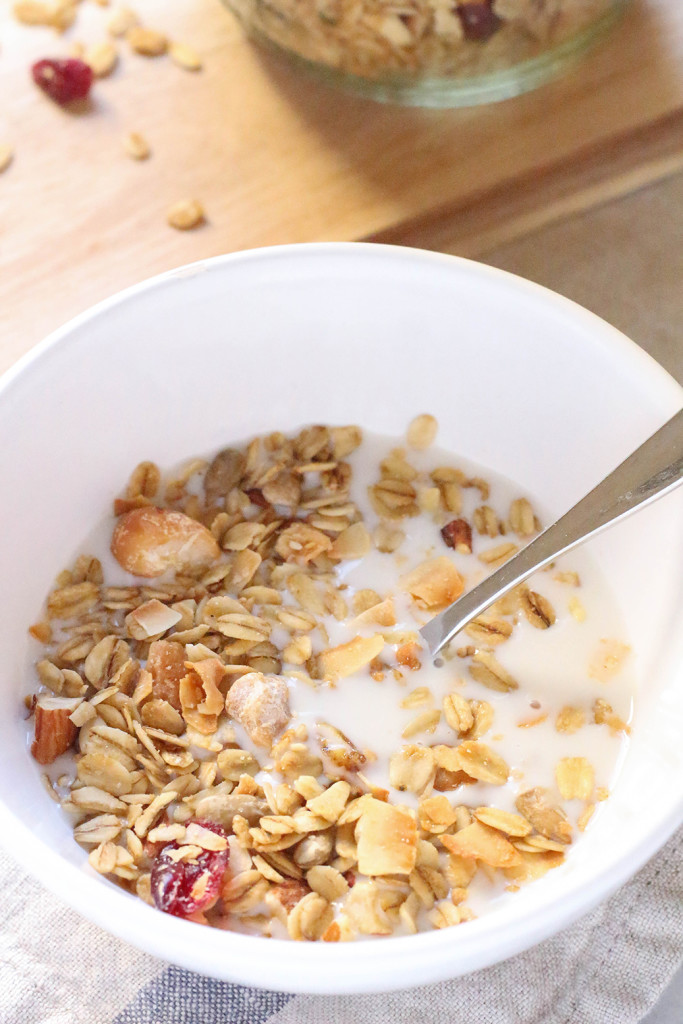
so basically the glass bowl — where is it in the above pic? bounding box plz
[221,0,629,106]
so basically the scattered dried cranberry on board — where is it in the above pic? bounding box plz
[32,58,93,105]
[151,821,230,919]
[457,2,502,41]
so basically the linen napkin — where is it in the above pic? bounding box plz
[0,827,680,1024]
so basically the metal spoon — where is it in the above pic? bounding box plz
[420,407,683,659]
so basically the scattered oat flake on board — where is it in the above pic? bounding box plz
[123,132,151,160]
[127,26,167,56]
[169,41,202,70]
[0,145,14,174]
[108,6,138,36]
[52,0,78,33]
[86,41,118,77]
[167,199,205,230]
[13,0,51,25]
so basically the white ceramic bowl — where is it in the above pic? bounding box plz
[1,243,682,994]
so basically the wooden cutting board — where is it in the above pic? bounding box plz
[1,0,682,371]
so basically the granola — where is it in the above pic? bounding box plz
[25,415,633,939]
[224,0,621,84]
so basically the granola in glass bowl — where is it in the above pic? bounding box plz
[221,0,629,105]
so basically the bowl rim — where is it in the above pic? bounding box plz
[2,241,682,994]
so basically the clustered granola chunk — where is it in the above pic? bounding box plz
[26,419,626,939]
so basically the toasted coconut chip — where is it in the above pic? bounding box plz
[356,798,417,876]
[125,599,182,640]
[441,822,521,868]
[473,806,532,837]
[401,557,464,609]
[317,634,385,681]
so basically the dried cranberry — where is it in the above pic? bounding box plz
[31,58,93,105]
[457,2,501,41]
[245,488,270,509]
[151,821,229,919]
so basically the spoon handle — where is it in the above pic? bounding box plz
[420,406,683,658]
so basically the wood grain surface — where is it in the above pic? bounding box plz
[1,0,682,370]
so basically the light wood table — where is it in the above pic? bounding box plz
[1,0,682,370]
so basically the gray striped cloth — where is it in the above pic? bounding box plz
[1,829,681,1024]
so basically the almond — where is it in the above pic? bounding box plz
[440,518,472,553]
[111,506,220,577]
[31,695,80,764]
